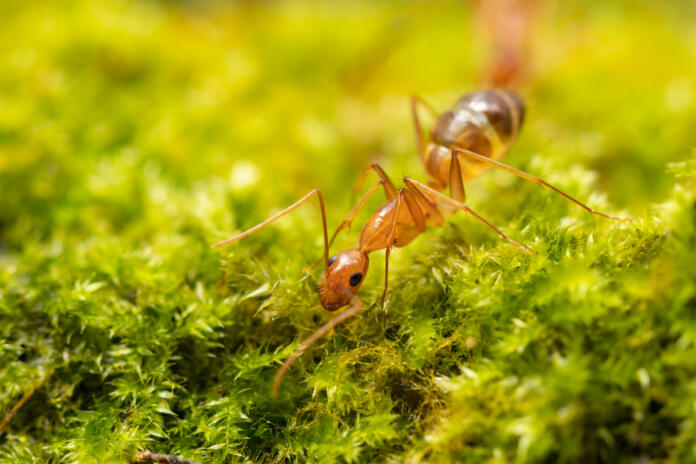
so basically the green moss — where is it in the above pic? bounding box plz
[1,1,696,462]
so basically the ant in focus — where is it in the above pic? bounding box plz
[212,90,629,394]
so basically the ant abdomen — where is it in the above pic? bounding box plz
[425,90,525,183]
[457,90,525,144]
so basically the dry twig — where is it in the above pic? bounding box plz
[130,450,201,464]
[0,370,53,434]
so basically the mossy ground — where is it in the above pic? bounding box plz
[1,1,696,463]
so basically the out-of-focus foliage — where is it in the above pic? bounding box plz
[1,0,695,462]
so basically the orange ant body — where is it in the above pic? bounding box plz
[213,90,628,394]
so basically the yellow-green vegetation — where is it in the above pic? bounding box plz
[1,1,696,462]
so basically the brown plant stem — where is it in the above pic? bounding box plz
[0,370,53,434]
[130,450,201,464]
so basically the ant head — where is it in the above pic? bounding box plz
[319,248,369,311]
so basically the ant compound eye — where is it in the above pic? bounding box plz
[349,272,363,287]
[328,255,336,266]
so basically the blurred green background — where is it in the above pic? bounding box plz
[1,0,694,246]
[1,0,695,462]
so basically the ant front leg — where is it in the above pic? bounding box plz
[312,178,395,267]
[381,189,428,307]
[314,162,399,267]
[329,179,391,249]
[451,148,630,222]
[381,191,404,308]
[351,163,398,200]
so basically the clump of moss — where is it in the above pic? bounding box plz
[2,0,696,462]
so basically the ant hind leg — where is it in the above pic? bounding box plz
[452,148,630,222]
[403,177,533,253]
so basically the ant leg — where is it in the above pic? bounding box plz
[328,179,390,249]
[380,188,433,307]
[272,286,362,395]
[449,147,467,203]
[351,163,398,200]
[410,95,439,166]
[403,177,533,253]
[318,163,398,267]
[311,179,393,267]
[452,148,630,222]
[382,247,391,308]
[404,181,445,227]
[381,191,404,307]
[212,189,331,270]
[402,189,427,233]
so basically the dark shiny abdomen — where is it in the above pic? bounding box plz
[425,90,525,185]
[431,107,495,158]
[456,90,524,145]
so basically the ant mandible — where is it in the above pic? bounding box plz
[212,90,629,394]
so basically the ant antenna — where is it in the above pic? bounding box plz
[272,286,363,395]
